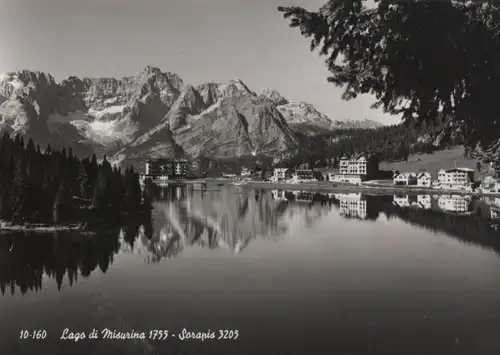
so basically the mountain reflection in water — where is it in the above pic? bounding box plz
[2,185,500,296]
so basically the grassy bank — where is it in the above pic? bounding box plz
[380,146,487,178]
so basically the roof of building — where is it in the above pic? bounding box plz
[394,172,417,178]
[440,167,475,173]
[417,172,431,178]
[340,153,377,161]
[146,158,187,164]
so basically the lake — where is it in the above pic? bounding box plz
[1,185,500,355]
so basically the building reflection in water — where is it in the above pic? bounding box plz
[3,185,500,296]
[336,193,367,219]
[437,194,473,213]
[392,194,473,214]
[393,194,432,209]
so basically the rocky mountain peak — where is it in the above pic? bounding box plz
[0,66,383,167]
[142,65,162,74]
[259,88,289,105]
[140,65,182,82]
[220,79,254,97]
[0,70,57,99]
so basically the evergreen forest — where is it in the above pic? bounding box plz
[0,133,148,227]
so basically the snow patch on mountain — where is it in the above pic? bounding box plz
[71,117,137,145]
[88,105,126,119]
[47,109,137,145]
[0,66,384,166]
[47,111,88,132]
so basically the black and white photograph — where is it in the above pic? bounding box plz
[1,0,500,354]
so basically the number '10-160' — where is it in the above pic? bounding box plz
[20,330,47,339]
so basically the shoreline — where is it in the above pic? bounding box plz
[0,222,87,233]
[4,180,500,232]
[187,179,500,198]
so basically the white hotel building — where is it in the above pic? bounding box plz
[436,168,475,189]
[333,154,379,184]
[271,168,293,182]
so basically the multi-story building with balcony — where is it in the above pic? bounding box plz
[334,154,380,184]
[144,159,188,180]
[437,168,475,189]
[271,168,293,182]
[293,169,314,181]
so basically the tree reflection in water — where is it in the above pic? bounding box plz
[2,185,500,296]
[0,220,149,296]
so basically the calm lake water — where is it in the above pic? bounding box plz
[2,185,500,355]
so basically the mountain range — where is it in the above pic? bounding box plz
[0,66,382,167]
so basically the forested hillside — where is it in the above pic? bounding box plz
[281,119,464,169]
[198,120,465,174]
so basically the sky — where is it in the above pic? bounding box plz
[0,0,400,125]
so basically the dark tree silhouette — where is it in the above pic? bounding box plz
[278,0,500,170]
[53,182,72,224]
[0,134,148,226]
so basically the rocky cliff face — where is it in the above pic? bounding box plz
[260,90,383,135]
[0,66,184,157]
[0,66,382,167]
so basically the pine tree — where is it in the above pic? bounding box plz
[92,171,108,210]
[123,169,142,211]
[26,138,35,156]
[41,171,54,223]
[142,178,155,206]
[78,162,90,199]
[0,154,15,221]
[10,158,29,224]
[0,134,145,225]
[53,181,71,224]
[88,154,99,187]
[279,1,500,168]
